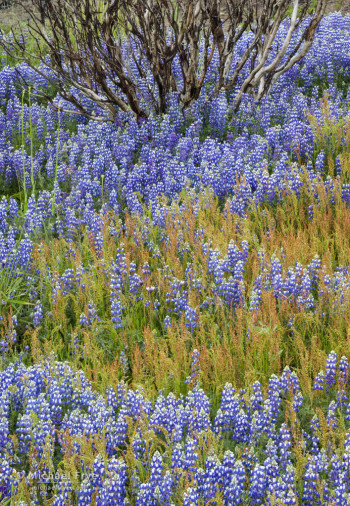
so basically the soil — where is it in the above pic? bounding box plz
[326,0,350,12]
[0,1,33,28]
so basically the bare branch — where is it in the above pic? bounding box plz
[0,0,328,121]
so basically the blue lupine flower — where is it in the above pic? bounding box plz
[325,350,337,390]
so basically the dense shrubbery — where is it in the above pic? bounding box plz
[1,11,350,505]
[2,0,326,120]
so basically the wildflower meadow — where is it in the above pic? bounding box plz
[2,9,350,505]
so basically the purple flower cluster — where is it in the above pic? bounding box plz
[0,16,347,218]
[24,224,348,335]
[0,17,348,334]
[249,253,349,312]
[0,352,350,504]
[0,18,349,333]
[1,12,350,505]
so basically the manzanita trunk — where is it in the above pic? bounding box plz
[2,0,328,121]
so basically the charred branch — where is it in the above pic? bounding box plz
[0,0,328,121]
